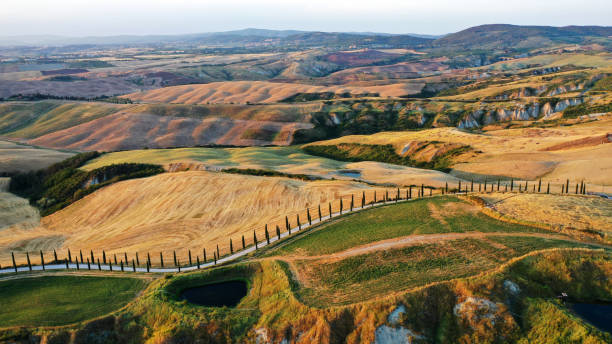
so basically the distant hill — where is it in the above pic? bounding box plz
[434,24,612,50]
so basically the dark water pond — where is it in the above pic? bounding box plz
[570,303,612,333]
[336,170,361,179]
[180,281,247,307]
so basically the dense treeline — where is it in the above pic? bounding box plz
[303,143,470,172]
[222,168,323,181]
[0,93,133,104]
[9,152,164,216]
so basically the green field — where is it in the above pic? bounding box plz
[278,196,552,256]
[290,236,592,306]
[81,146,345,172]
[0,275,147,327]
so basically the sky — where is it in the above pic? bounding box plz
[1,0,611,37]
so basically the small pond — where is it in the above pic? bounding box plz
[569,303,612,334]
[180,280,247,307]
[336,170,361,179]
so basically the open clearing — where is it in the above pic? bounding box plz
[0,275,147,327]
[81,146,462,187]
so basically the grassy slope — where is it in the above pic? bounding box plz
[0,102,124,139]
[292,236,593,306]
[278,196,551,256]
[0,275,147,327]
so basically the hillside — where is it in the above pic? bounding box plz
[124,81,423,104]
[434,24,612,50]
[0,171,368,266]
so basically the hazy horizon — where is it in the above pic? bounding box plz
[1,0,611,37]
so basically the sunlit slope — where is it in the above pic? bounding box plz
[307,118,612,185]
[0,171,367,264]
[124,81,422,104]
[81,146,462,187]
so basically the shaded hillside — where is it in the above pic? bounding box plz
[434,24,612,50]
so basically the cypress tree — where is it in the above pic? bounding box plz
[497,179,500,191]
[479,183,481,192]
[329,202,332,218]
[458,181,462,193]
[146,258,149,272]
[160,252,164,267]
[173,251,177,266]
[26,252,32,271]
[120,260,124,272]
[197,256,200,269]
[374,190,377,203]
[510,179,514,191]
[362,191,366,207]
[525,181,528,192]
[102,250,107,264]
[177,259,181,272]
[286,215,291,234]
[318,204,322,220]
[11,252,17,272]
[421,184,424,198]
[114,254,118,265]
[242,235,246,249]
[54,249,58,262]
[40,250,45,270]
[561,184,565,193]
[265,225,270,244]
[147,252,151,267]
[230,239,233,254]
[98,258,101,271]
[297,214,301,229]
[385,190,388,202]
[135,252,140,266]
[575,183,579,194]
[504,183,508,192]
[547,182,550,194]
[124,252,128,265]
[340,198,343,214]
[276,225,281,240]
[519,184,522,192]
[396,188,400,202]
[351,194,355,210]
[109,262,112,271]
[471,179,474,192]
[307,208,312,225]
[80,250,84,264]
[68,249,72,263]
[203,248,207,262]
[254,231,258,249]
[65,256,69,269]
[538,179,542,193]
[216,244,220,258]
[214,252,217,265]
[565,179,569,194]
[132,259,135,272]
[91,250,95,264]
[409,186,412,199]
[188,250,192,265]
[484,179,487,192]
[445,182,448,194]
[429,188,432,196]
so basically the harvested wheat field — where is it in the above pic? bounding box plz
[124,81,422,104]
[480,193,612,235]
[0,190,40,231]
[308,117,612,186]
[0,171,372,266]
[81,147,463,187]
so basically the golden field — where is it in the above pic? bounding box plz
[0,171,376,266]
